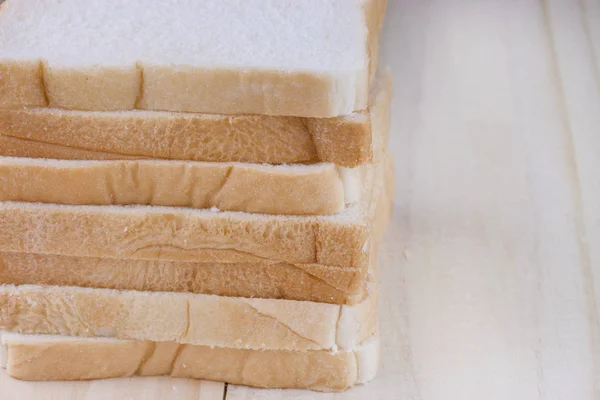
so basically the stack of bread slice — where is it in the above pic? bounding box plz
[0,0,393,392]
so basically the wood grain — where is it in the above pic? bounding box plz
[1,0,599,398]
[0,371,225,400]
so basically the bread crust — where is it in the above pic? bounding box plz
[0,202,368,268]
[0,158,347,215]
[0,252,367,305]
[0,282,377,351]
[1,332,379,391]
[0,135,142,160]
[0,61,47,108]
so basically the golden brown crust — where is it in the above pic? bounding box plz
[0,135,141,160]
[0,61,47,108]
[0,108,322,163]
[2,333,379,391]
[0,282,377,351]
[43,63,141,111]
[0,252,366,305]
[0,158,346,215]
[0,201,369,268]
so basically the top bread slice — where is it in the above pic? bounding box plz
[0,0,387,118]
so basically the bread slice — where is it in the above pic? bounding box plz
[0,278,377,351]
[0,157,358,215]
[0,0,387,118]
[0,72,392,167]
[0,252,367,305]
[0,151,392,269]
[0,331,379,391]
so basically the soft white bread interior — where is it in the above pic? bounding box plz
[0,276,377,351]
[0,0,387,117]
[0,331,379,392]
[0,71,392,167]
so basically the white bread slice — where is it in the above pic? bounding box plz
[0,72,392,167]
[0,0,387,118]
[0,252,367,305]
[0,331,379,392]
[0,278,377,352]
[0,153,391,269]
[0,158,356,216]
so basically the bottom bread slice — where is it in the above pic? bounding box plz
[0,331,379,392]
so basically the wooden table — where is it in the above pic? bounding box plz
[3,0,599,398]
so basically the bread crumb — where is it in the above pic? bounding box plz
[361,239,369,252]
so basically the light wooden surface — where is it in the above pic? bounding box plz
[2,0,599,398]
